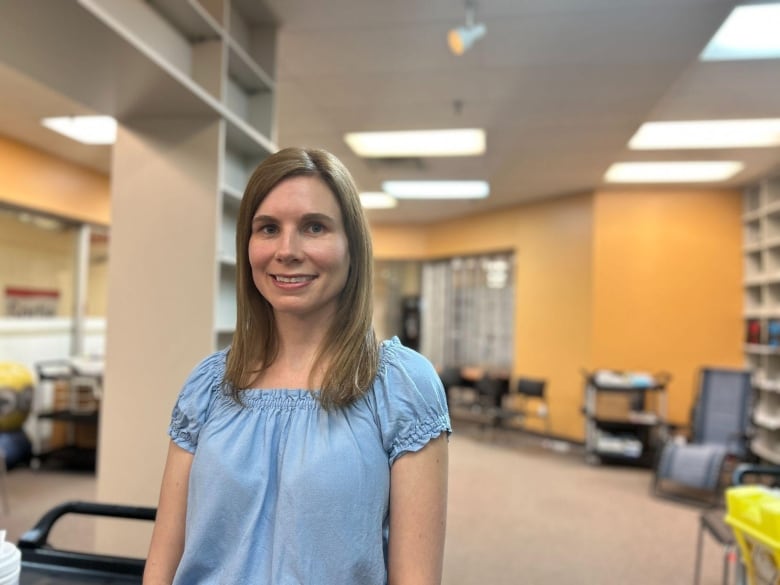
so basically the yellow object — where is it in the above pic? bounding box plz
[0,362,34,432]
[726,485,780,585]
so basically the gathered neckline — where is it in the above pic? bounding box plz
[220,336,400,395]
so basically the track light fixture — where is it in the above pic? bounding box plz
[448,0,486,56]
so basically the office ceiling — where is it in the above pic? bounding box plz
[1,0,779,224]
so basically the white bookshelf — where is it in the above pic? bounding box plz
[743,175,780,464]
[78,0,276,349]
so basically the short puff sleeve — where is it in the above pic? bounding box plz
[168,350,226,453]
[371,338,452,465]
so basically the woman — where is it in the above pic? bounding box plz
[143,147,451,585]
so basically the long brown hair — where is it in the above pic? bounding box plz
[224,147,378,409]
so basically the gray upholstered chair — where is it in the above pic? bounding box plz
[654,367,753,503]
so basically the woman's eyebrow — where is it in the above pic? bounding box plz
[251,214,275,226]
[301,212,335,223]
[251,212,336,225]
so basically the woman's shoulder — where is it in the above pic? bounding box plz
[179,348,228,397]
[373,336,446,405]
[377,336,438,379]
[169,349,229,452]
[369,337,451,464]
[191,347,228,377]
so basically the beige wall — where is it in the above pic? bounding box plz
[0,210,108,317]
[95,119,222,555]
[0,134,111,318]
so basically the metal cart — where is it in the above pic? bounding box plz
[582,369,670,466]
[32,359,103,470]
[19,501,154,584]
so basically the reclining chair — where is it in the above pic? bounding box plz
[654,367,753,504]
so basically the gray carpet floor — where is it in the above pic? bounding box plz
[0,426,730,584]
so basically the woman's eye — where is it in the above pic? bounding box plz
[306,222,325,234]
[254,224,277,235]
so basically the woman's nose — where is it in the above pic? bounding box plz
[275,230,303,262]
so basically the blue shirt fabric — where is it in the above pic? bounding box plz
[169,337,451,585]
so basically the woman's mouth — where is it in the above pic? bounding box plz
[273,274,315,284]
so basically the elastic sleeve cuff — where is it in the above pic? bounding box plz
[388,415,452,465]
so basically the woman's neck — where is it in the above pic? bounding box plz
[258,312,332,389]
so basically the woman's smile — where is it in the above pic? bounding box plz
[271,273,317,287]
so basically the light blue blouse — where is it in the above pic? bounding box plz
[168,337,451,585]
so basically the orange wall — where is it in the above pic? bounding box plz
[591,189,744,424]
[370,224,428,260]
[0,135,110,226]
[376,194,595,440]
[373,189,743,440]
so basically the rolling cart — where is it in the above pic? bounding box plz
[18,501,154,584]
[582,369,670,466]
[32,359,103,470]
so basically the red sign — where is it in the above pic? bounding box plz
[5,287,60,317]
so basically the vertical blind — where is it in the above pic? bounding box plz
[420,252,514,369]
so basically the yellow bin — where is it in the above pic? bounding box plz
[725,485,780,585]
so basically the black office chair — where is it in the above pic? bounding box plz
[510,377,551,432]
[475,375,510,411]
[438,366,465,407]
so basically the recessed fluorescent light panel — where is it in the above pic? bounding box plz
[345,129,485,157]
[630,119,780,149]
[41,115,117,145]
[701,3,780,61]
[605,162,744,183]
[382,180,489,199]
[359,192,397,209]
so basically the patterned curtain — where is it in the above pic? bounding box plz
[420,252,514,369]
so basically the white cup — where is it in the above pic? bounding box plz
[0,540,20,585]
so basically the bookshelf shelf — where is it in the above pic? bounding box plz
[744,175,780,465]
[78,0,277,350]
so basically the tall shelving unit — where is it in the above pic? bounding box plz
[743,175,780,464]
[79,0,278,350]
[71,0,279,549]
[0,0,278,552]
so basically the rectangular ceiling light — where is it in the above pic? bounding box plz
[604,162,744,183]
[382,180,489,199]
[630,119,780,149]
[359,192,397,209]
[41,115,117,145]
[701,3,780,61]
[345,129,485,157]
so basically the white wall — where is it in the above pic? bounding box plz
[0,317,106,374]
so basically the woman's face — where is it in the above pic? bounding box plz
[248,176,350,325]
